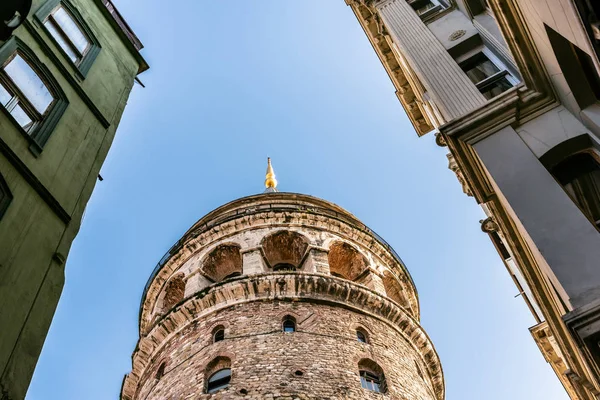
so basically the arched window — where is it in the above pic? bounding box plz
[358,359,386,393]
[551,152,600,229]
[327,241,368,281]
[261,231,309,270]
[213,326,225,343]
[202,243,243,283]
[162,274,185,312]
[282,316,296,333]
[0,173,12,221]
[356,328,368,344]
[206,368,231,393]
[155,362,166,380]
[0,37,68,153]
[273,263,296,272]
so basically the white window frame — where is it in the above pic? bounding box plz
[457,46,518,98]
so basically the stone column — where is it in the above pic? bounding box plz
[473,126,600,309]
[355,268,387,295]
[241,248,266,275]
[303,247,330,274]
[374,0,486,120]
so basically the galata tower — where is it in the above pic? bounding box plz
[120,159,444,400]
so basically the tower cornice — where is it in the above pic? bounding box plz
[139,192,419,333]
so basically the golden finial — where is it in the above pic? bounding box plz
[265,157,278,191]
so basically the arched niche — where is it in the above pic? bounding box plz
[327,241,368,281]
[382,270,406,307]
[202,243,243,282]
[261,231,309,269]
[162,273,186,312]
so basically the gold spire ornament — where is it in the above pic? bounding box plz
[264,157,278,192]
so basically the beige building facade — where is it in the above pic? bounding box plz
[346,0,600,398]
[120,177,444,399]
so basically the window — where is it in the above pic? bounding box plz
[44,5,90,65]
[282,316,296,333]
[273,263,296,272]
[460,52,516,99]
[551,152,600,229]
[155,362,166,380]
[358,359,387,393]
[213,327,225,343]
[360,371,383,393]
[409,0,444,19]
[356,329,368,344]
[206,368,231,394]
[0,37,68,154]
[35,0,101,77]
[0,173,12,221]
[1,54,54,133]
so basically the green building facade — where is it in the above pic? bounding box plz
[0,0,147,398]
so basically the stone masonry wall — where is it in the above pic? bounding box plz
[136,300,436,400]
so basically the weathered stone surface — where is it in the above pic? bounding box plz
[121,193,444,400]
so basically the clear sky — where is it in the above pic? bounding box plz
[26,1,567,399]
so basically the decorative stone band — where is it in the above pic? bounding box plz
[123,273,444,400]
[139,193,419,334]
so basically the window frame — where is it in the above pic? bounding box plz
[359,370,383,393]
[35,0,101,78]
[408,0,447,20]
[206,368,232,394]
[0,173,12,221]
[458,47,518,100]
[282,316,296,333]
[0,37,69,156]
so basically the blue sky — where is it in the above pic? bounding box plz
[26,1,567,399]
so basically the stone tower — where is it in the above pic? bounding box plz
[120,162,444,400]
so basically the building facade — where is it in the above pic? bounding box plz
[0,0,147,398]
[120,173,444,399]
[346,0,600,398]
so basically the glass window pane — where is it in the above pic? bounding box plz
[417,1,436,15]
[52,6,90,54]
[481,77,513,99]
[0,83,12,105]
[464,56,500,84]
[44,20,79,63]
[4,54,54,114]
[11,104,33,130]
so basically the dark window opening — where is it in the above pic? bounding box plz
[551,152,600,229]
[282,316,296,333]
[360,370,383,393]
[207,368,231,394]
[460,52,514,99]
[356,329,368,344]
[213,328,225,343]
[155,362,166,380]
[409,0,443,18]
[273,263,296,272]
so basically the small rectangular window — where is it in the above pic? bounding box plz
[460,52,516,100]
[44,5,91,66]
